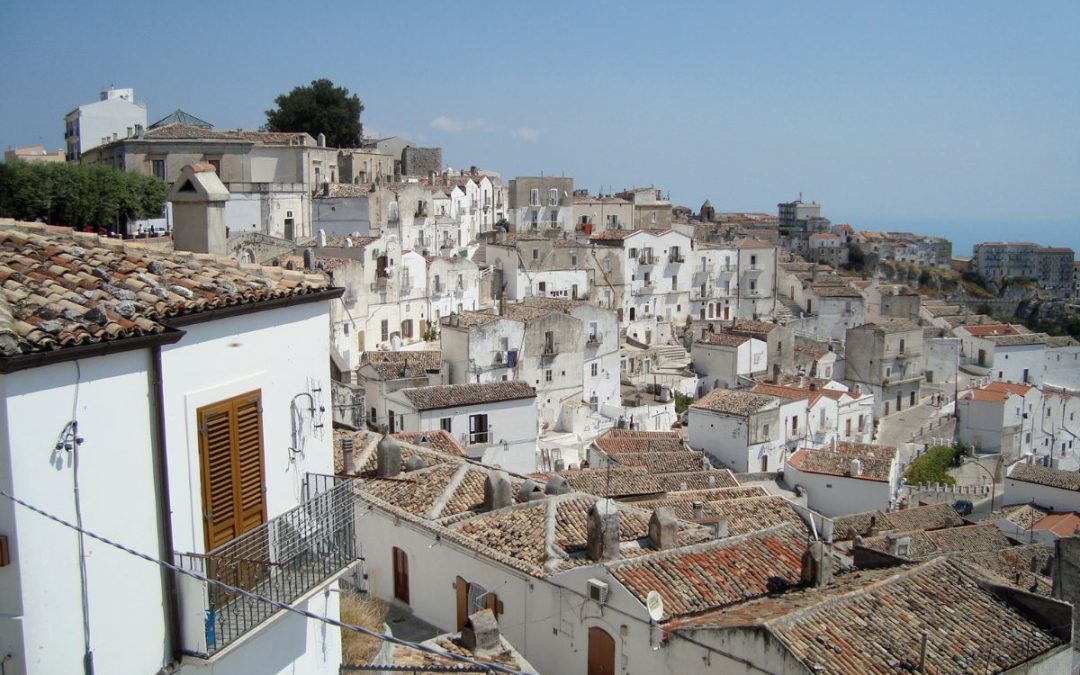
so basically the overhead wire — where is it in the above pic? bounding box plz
[0,486,526,675]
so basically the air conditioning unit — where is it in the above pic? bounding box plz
[587,579,608,604]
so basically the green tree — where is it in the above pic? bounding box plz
[0,161,166,229]
[264,79,364,148]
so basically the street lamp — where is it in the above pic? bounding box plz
[960,456,996,513]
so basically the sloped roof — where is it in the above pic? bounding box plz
[786,448,892,482]
[1008,462,1080,492]
[399,381,536,411]
[360,351,442,379]
[691,388,776,416]
[0,222,334,361]
[148,109,213,129]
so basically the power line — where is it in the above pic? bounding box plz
[0,487,526,675]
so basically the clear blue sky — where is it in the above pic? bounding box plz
[2,1,1077,254]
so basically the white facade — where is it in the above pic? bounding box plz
[784,454,898,518]
[692,337,767,394]
[64,87,147,160]
[1004,462,1080,512]
[0,299,341,675]
[687,399,783,473]
[384,390,538,473]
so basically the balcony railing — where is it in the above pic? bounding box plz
[543,344,558,357]
[638,254,655,265]
[668,253,685,264]
[586,333,602,347]
[175,475,360,658]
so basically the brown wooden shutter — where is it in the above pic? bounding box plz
[197,390,267,551]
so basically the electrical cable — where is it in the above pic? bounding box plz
[0,487,526,675]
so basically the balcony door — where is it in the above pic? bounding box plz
[197,391,267,551]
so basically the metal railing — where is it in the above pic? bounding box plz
[175,474,360,657]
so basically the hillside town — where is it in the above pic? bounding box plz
[2,84,1080,675]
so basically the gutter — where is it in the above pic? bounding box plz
[0,329,185,374]
[151,344,183,665]
[165,287,345,327]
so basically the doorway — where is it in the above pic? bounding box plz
[588,627,615,675]
[392,547,410,605]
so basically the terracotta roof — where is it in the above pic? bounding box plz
[392,634,532,673]
[360,351,442,379]
[531,467,664,499]
[695,333,750,348]
[1008,462,1080,492]
[859,523,1014,560]
[321,183,372,198]
[398,381,536,411]
[630,486,771,520]
[1000,503,1049,529]
[727,318,780,335]
[140,124,239,140]
[830,441,897,460]
[610,451,705,473]
[444,310,502,328]
[855,319,921,334]
[959,323,1018,338]
[0,222,333,359]
[810,284,863,298]
[500,303,557,322]
[786,448,893,482]
[653,469,740,492]
[1031,512,1080,537]
[391,430,466,457]
[988,333,1050,347]
[960,545,1054,596]
[704,495,811,538]
[608,524,808,620]
[749,383,810,402]
[691,388,776,416]
[832,504,964,541]
[593,429,685,455]
[670,558,1066,674]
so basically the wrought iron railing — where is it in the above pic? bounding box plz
[175,474,360,657]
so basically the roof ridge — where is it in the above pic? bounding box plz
[605,522,802,570]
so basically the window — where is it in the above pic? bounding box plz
[548,188,558,206]
[845,418,852,437]
[197,390,267,550]
[440,417,452,432]
[207,159,221,175]
[538,281,547,293]
[571,254,578,266]
[401,319,413,338]
[381,320,389,342]
[151,159,166,180]
[791,416,798,434]
[750,254,757,267]
[544,331,555,354]
[532,248,539,260]
[388,202,399,221]
[529,188,540,206]
[469,414,489,445]
[591,363,599,377]
[763,423,770,438]
[545,369,553,382]
[899,339,905,354]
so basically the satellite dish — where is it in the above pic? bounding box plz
[645,590,664,622]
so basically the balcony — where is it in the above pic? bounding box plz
[668,252,685,264]
[743,264,763,274]
[175,475,360,658]
[586,333,602,347]
[637,254,655,266]
[543,344,558,357]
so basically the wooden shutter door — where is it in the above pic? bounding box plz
[197,390,267,551]
[234,394,267,535]
[199,404,238,550]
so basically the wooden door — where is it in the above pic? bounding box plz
[588,627,615,675]
[456,576,469,631]
[896,393,902,412]
[197,390,267,551]
[393,547,410,605]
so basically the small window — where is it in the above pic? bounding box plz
[532,248,539,260]
[591,363,599,377]
[545,369,553,383]
[440,417,452,432]
[151,159,166,180]
[548,188,558,206]
[529,188,540,206]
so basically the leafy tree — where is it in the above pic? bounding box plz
[0,161,166,230]
[846,243,866,271]
[674,392,693,415]
[903,443,971,486]
[264,79,364,148]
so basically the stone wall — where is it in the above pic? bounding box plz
[401,147,442,177]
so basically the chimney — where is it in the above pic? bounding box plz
[404,456,426,472]
[517,479,543,502]
[303,248,316,270]
[318,228,327,247]
[692,501,705,520]
[849,458,862,477]
[545,475,570,495]
[587,499,621,562]
[648,507,677,550]
[461,609,500,654]
[317,132,326,148]
[772,364,781,384]
[169,163,230,256]
[713,519,729,539]
[483,471,513,511]
[376,430,401,478]
[801,540,833,588]
[707,475,716,488]
[340,437,354,473]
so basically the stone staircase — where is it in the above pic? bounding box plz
[655,344,690,368]
[772,296,802,325]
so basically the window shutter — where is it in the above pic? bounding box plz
[197,390,267,551]
[199,405,237,550]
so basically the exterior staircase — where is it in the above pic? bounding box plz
[773,296,802,325]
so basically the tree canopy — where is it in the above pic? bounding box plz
[264,79,364,149]
[0,160,167,230]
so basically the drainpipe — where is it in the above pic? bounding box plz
[151,345,182,664]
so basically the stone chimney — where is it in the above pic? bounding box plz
[545,475,570,495]
[340,437,354,474]
[713,519,729,539]
[648,507,677,550]
[461,609,500,654]
[317,132,326,148]
[692,501,705,520]
[376,430,401,478]
[303,248,316,270]
[801,540,833,588]
[517,479,544,503]
[483,471,513,511]
[587,499,621,562]
[169,163,230,256]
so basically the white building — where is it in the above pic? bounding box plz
[427,255,481,327]
[687,388,784,473]
[691,332,767,394]
[1004,461,1080,513]
[64,87,147,161]
[957,381,1041,457]
[358,351,444,430]
[384,381,538,473]
[784,442,900,517]
[955,324,1047,386]
[0,222,346,675]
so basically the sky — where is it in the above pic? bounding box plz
[1,1,1077,255]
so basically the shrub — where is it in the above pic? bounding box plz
[903,443,971,486]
